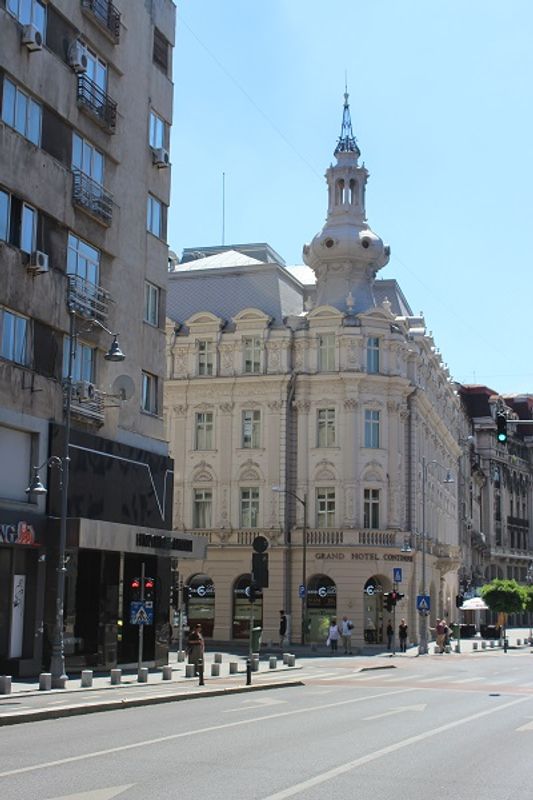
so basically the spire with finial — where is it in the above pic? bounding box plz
[334,81,360,157]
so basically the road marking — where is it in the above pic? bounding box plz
[419,675,454,683]
[319,671,364,682]
[45,786,133,800]
[222,697,286,713]
[261,695,532,800]
[380,673,424,682]
[450,677,481,684]
[363,703,427,721]
[516,719,533,731]
[0,688,413,778]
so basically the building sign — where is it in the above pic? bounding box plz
[0,521,38,546]
[136,533,193,553]
[314,551,413,563]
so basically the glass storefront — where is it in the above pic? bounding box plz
[186,573,215,637]
[363,576,384,643]
[306,573,336,644]
[232,574,262,639]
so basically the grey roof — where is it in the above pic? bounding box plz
[373,279,413,316]
[181,243,286,266]
[173,250,264,272]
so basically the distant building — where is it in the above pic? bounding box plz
[165,94,464,646]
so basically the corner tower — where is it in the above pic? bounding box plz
[303,92,390,312]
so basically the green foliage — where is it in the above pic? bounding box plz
[479,579,526,614]
[524,585,533,614]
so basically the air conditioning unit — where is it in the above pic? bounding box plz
[68,41,88,74]
[28,250,49,274]
[152,148,170,168]
[22,24,43,52]
[75,380,96,402]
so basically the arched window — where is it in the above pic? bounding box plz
[349,178,358,204]
[185,574,215,637]
[232,573,263,639]
[306,573,336,643]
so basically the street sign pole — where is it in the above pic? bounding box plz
[137,561,145,677]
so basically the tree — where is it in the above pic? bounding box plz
[480,579,526,640]
[524,586,533,645]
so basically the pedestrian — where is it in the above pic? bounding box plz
[279,610,287,647]
[434,618,446,653]
[398,618,408,652]
[340,615,354,654]
[187,623,204,675]
[386,620,394,650]
[326,618,340,654]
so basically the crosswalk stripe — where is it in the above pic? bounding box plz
[451,677,481,684]
[419,675,455,683]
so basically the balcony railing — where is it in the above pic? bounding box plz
[507,516,529,529]
[72,169,113,225]
[81,0,120,43]
[68,382,105,425]
[77,74,117,132]
[67,274,110,323]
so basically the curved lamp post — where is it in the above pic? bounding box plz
[272,486,307,645]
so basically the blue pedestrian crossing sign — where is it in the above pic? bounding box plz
[416,595,430,612]
[393,568,402,583]
[298,584,306,598]
[130,601,154,625]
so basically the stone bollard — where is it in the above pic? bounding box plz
[472,642,478,650]
[489,641,495,649]
[269,656,277,669]
[185,664,195,678]
[177,650,185,662]
[444,645,451,654]
[110,668,122,685]
[454,643,460,653]
[251,656,260,672]
[229,661,238,675]
[517,639,522,646]
[283,652,290,665]
[481,641,487,649]
[214,653,223,664]
[81,670,93,688]
[138,667,149,683]
[39,673,52,691]
[0,675,12,695]
[287,654,296,667]
[162,665,173,681]
[433,646,440,654]
[211,663,220,677]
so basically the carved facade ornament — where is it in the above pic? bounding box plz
[239,459,262,482]
[219,402,234,413]
[343,397,359,411]
[315,459,336,482]
[293,399,311,414]
[294,343,305,371]
[192,461,214,482]
[172,404,188,416]
[345,338,361,369]
[399,404,409,422]
[267,400,283,412]
[174,347,188,375]
[361,460,384,482]
[220,344,235,371]
[387,400,400,414]
[194,402,214,412]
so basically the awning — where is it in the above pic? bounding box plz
[460,596,488,611]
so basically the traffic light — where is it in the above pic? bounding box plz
[455,593,464,608]
[252,551,269,589]
[130,577,141,601]
[144,577,155,602]
[182,585,190,605]
[384,593,393,612]
[496,411,507,443]
[395,592,405,603]
[390,591,398,604]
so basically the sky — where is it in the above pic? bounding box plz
[169,1,533,395]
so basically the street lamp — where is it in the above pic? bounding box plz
[272,486,308,644]
[27,308,124,687]
[418,457,454,656]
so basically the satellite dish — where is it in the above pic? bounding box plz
[111,374,135,401]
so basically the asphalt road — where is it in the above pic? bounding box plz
[1,651,532,800]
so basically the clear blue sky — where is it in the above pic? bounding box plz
[170,1,532,394]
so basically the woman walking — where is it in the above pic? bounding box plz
[326,618,340,655]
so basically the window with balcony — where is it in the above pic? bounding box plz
[149,110,166,150]
[193,489,212,529]
[81,0,121,43]
[2,78,42,146]
[147,194,164,238]
[240,487,259,528]
[243,336,262,373]
[317,408,336,447]
[72,133,112,224]
[194,412,213,450]
[7,0,46,37]
[144,282,160,327]
[1,308,29,366]
[316,488,335,528]
[66,233,107,319]
[77,46,117,132]
[366,336,380,374]
[63,337,95,382]
[197,340,214,376]
[242,410,261,449]
[141,371,158,414]
[364,409,380,448]
[364,488,380,529]
[318,333,335,371]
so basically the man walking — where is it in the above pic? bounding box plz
[279,610,287,647]
[340,615,354,654]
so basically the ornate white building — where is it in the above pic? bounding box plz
[165,95,465,647]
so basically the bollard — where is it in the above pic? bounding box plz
[472,642,478,651]
[81,670,93,688]
[444,645,451,654]
[185,664,195,678]
[504,638,508,653]
[489,641,495,649]
[269,656,277,669]
[517,639,522,646]
[110,668,122,685]
[433,646,440,654]
[214,653,223,664]
[282,652,290,665]
[454,643,460,653]
[287,654,296,666]
[229,661,238,674]
[138,667,149,683]
[0,675,12,695]
[39,672,52,691]
[198,658,205,686]
[211,663,220,677]
[162,665,173,681]
[251,656,260,672]
[246,657,252,685]
[481,641,487,650]
[177,650,185,662]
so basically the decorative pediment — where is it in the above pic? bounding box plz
[307,305,344,328]
[185,311,224,331]
[239,459,262,482]
[361,460,384,482]
[232,308,272,330]
[192,461,214,482]
[315,459,336,482]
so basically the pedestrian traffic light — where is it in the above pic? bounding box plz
[390,591,398,604]
[144,577,155,602]
[252,551,269,589]
[130,577,141,601]
[455,593,464,608]
[496,411,507,443]
[384,593,393,612]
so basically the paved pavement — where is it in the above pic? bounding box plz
[1,628,531,726]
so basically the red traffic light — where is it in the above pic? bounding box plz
[144,578,154,589]
[131,577,140,590]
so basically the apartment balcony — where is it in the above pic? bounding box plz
[72,169,113,226]
[68,381,105,426]
[67,274,110,324]
[81,0,121,43]
[77,74,117,132]
[508,516,529,529]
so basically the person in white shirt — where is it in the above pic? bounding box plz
[340,615,354,654]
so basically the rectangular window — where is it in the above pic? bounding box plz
[63,337,95,382]
[316,488,335,528]
[364,409,380,449]
[193,489,212,529]
[7,0,46,36]
[82,44,107,91]
[243,336,262,374]
[141,371,158,414]
[20,203,36,253]
[194,412,213,451]
[242,410,261,449]
[2,78,42,146]
[149,110,166,149]
[240,487,260,528]
[153,28,170,74]
[147,194,163,237]
[0,190,9,242]
[144,282,160,326]
[197,340,214,376]
[1,308,28,365]
[317,408,336,447]
[72,132,104,184]
[364,488,380,529]
[367,337,380,374]
[67,233,100,286]
[318,333,335,371]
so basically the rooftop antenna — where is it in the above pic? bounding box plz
[222,171,225,245]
